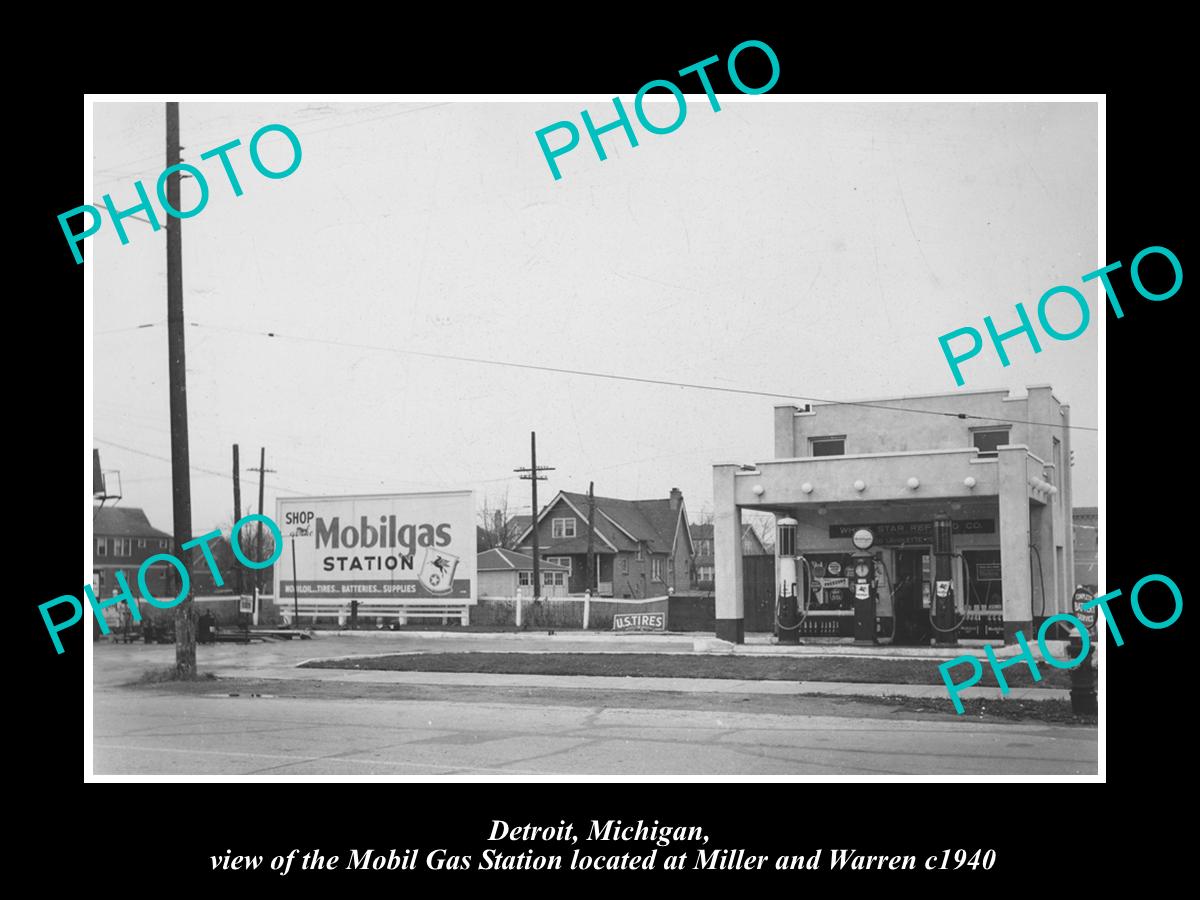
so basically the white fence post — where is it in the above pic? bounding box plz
[583,589,591,630]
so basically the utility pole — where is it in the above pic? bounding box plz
[586,481,596,593]
[514,432,553,601]
[232,443,243,596]
[290,532,300,628]
[166,101,197,678]
[248,448,275,626]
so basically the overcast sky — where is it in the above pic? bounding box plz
[90,99,1098,533]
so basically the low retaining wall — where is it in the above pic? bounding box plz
[261,594,713,632]
[474,596,670,630]
[668,594,715,632]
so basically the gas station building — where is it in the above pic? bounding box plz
[712,385,1077,645]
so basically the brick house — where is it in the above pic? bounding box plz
[689,522,768,590]
[92,507,176,604]
[516,488,695,598]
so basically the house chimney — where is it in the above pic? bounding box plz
[669,487,682,510]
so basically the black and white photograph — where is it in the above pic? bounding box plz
[81,94,1102,779]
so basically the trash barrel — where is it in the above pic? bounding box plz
[198,612,215,645]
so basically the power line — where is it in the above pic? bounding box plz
[94,438,309,495]
[95,321,164,335]
[187,321,1099,432]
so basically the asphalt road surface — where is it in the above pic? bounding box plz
[92,666,1094,777]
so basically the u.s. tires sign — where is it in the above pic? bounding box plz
[277,491,476,605]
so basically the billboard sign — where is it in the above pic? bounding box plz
[276,491,476,606]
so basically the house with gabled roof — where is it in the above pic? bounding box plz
[92,506,176,602]
[515,488,695,598]
[477,548,570,598]
[689,522,769,590]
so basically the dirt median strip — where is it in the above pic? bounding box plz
[299,651,1074,689]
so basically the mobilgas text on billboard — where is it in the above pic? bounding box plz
[277,491,476,605]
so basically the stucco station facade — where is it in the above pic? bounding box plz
[712,386,1077,646]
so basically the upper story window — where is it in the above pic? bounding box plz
[635,543,643,561]
[96,538,108,557]
[698,539,711,557]
[652,558,663,581]
[137,539,147,549]
[158,539,169,550]
[551,517,576,538]
[112,538,132,556]
[972,427,1011,458]
[810,435,846,457]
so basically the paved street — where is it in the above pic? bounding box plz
[91,636,1096,776]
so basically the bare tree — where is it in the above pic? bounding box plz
[478,490,523,551]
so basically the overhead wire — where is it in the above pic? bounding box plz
[184,320,1099,432]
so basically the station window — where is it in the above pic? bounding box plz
[810,436,846,457]
[972,427,1011,458]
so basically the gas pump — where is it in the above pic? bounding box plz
[931,514,959,645]
[775,517,801,644]
[850,527,878,644]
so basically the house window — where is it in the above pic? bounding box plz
[543,571,564,586]
[546,556,572,575]
[111,538,132,556]
[635,543,643,561]
[972,427,1011,458]
[96,538,108,557]
[137,539,147,549]
[652,558,663,581]
[620,557,629,575]
[552,517,577,538]
[811,435,846,457]
[158,539,169,550]
[699,565,714,582]
[518,571,531,587]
